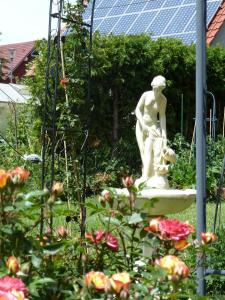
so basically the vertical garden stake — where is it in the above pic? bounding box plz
[196,0,207,295]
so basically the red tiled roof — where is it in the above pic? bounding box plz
[207,0,225,45]
[0,41,35,79]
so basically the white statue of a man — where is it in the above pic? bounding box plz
[135,75,176,189]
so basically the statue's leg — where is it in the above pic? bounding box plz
[135,122,145,166]
[143,137,154,178]
[153,138,163,167]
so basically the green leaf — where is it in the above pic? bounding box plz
[23,190,49,201]
[31,255,42,268]
[31,277,55,285]
[102,217,121,226]
[127,213,146,224]
[4,206,14,212]
[43,240,70,255]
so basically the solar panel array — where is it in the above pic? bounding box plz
[83,0,222,44]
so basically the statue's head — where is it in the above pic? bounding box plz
[151,75,166,88]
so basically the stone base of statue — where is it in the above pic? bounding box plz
[113,187,196,215]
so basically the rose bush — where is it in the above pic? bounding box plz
[0,167,219,299]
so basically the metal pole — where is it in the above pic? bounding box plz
[196,0,207,295]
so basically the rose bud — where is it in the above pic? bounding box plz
[201,232,217,244]
[52,182,63,196]
[144,217,164,233]
[6,256,20,273]
[122,176,134,189]
[60,77,69,87]
[57,225,68,238]
[0,169,9,189]
[101,190,111,201]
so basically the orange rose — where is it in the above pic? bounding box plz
[201,232,217,244]
[84,271,108,290]
[6,256,20,273]
[8,167,30,184]
[0,169,9,189]
[144,217,164,233]
[159,255,189,280]
[173,261,190,279]
[110,272,131,294]
[173,239,191,251]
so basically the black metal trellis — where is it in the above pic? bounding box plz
[40,0,96,236]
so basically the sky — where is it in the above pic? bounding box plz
[0,0,76,45]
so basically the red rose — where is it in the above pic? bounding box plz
[105,233,119,251]
[159,219,194,241]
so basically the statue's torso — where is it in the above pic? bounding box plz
[142,91,165,126]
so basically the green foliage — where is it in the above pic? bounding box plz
[169,134,224,201]
[169,134,196,189]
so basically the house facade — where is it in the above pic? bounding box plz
[0,41,35,83]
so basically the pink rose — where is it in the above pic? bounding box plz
[159,219,194,241]
[85,230,105,244]
[105,233,119,251]
[0,276,28,296]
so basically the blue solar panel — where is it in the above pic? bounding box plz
[99,0,114,7]
[163,0,184,7]
[185,12,196,32]
[144,0,166,11]
[93,18,103,31]
[97,17,118,33]
[126,2,146,13]
[109,4,127,16]
[128,11,156,34]
[112,14,139,34]
[183,0,195,3]
[164,6,195,35]
[94,7,109,18]
[82,0,223,45]
[207,1,220,24]
[149,8,176,36]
